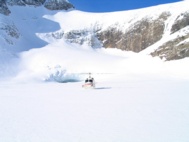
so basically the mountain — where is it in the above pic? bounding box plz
[53,1,189,61]
[0,0,10,15]
[0,2,189,141]
[1,0,189,62]
[1,0,74,13]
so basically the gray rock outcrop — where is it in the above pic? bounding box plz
[97,12,170,52]
[7,0,45,6]
[44,0,74,10]
[0,0,74,15]
[61,10,189,61]
[1,0,189,61]
[0,0,11,15]
[151,34,189,61]
[95,11,189,60]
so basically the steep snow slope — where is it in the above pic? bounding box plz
[14,0,189,82]
[44,0,189,31]
[14,39,189,83]
[3,6,61,52]
[0,6,60,78]
[0,1,189,80]
[1,0,189,52]
[41,0,189,59]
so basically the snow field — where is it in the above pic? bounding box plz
[1,1,189,142]
[0,77,189,142]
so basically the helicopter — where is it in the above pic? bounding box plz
[82,73,95,88]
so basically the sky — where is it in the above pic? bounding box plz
[69,0,182,12]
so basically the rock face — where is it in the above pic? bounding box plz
[0,22,20,45]
[97,12,170,52]
[59,9,189,61]
[0,0,11,15]
[61,9,189,60]
[0,0,189,61]
[151,34,189,61]
[0,0,74,15]
[97,11,189,60]
[44,0,74,10]
[171,11,189,34]
[61,10,189,61]
[7,0,46,6]
[151,11,189,60]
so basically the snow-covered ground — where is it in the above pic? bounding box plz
[1,40,189,141]
[1,74,189,142]
[1,1,189,141]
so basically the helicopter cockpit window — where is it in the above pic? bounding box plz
[89,79,93,83]
[85,79,93,83]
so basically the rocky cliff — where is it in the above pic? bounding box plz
[0,1,189,61]
[59,8,189,61]
[98,11,189,60]
[44,0,74,10]
[0,0,74,15]
[97,12,169,52]
[151,11,189,60]
[0,0,11,15]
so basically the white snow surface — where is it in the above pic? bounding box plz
[1,1,189,142]
[1,78,189,142]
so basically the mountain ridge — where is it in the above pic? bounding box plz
[0,0,74,15]
[0,0,189,61]
[42,1,189,60]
